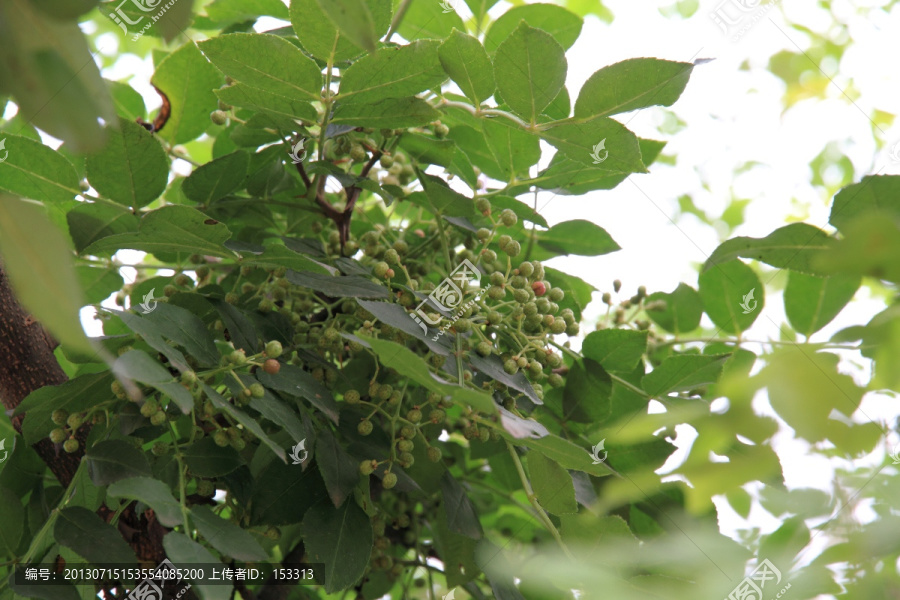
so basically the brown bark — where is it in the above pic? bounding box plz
[0,264,83,486]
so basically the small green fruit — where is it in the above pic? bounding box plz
[345,389,361,404]
[210,110,228,125]
[150,411,167,426]
[427,447,442,462]
[358,420,374,436]
[63,438,79,453]
[382,472,398,489]
[213,430,230,447]
[51,409,69,425]
[499,209,517,227]
[50,428,67,444]
[360,460,376,476]
[250,383,266,398]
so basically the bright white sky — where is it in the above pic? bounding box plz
[73,0,900,590]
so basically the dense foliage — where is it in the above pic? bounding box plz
[1,1,899,599]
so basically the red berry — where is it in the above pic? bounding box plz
[532,281,547,297]
[263,359,281,375]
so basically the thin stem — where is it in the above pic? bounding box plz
[169,422,192,534]
[386,0,414,40]
[505,441,574,559]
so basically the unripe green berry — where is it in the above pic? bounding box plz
[517,357,529,369]
[230,349,247,365]
[358,420,374,436]
[400,425,416,440]
[350,145,367,162]
[382,472,398,489]
[476,341,493,356]
[250,383,266,398]
[210,110,228,125]
[510,275,527,289]
[150,411,167,426]
[434,123,450,137]
[482,249,497,263]
[551,319,567,334]
[398,452,414,467]
[476,197,491,215]
[500,209,517,227]
[518,262,534,277]
[488,286,505,300]
[231,437,246,451]
[613,279,622,292]
[478,427,491,442]
[196,479,215,496]
[51,409,69,425]
[345,389,361,404]
[63,438,79,453]
[513,288,530,303]
[427,447,442,462]
[453,318,471,333]
[549,287,565,302]
[566,323,580,336]
[213,430,230,447]
[476,228,491,241]
[379,154,394,168]
[50,428,67,444]
[407,408,422,423]
[498,234,512,250]
[265,340,283,358]
[360,460,376,476]
[374,261,390,278]
[548,373,564,387]
[397,439,414,452]
[503,359,518,375]
[175,274,193,287]
[384,249,400,265]
[152,442,168,456]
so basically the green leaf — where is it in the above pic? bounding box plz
[256,362,340,424]
[0,134,80,203]
[829,174,900,234]
[114,349,174,384]
[215,83,318,124]
[86,440,152,486]
[16,372,112,445]
[151,41,224,145]
[182,436,244,477]
[107,477,182,528]
[241,244,333,275]
[251,459,329,526]
[0,486,24,556]
[55,506,136,564]
[104,0,194,42]
[139,303,220,368]
[301,498,373,593]
[539,117,647,172]
[76,266,123,305]
[84,205,234,258]
[698,259,763,334]
[290,0,392,63]
[201,382,286,462]
[438,30,495,103]
[527,452,577,515]
[484,3,583,53]
[703,223,834,275]
[162,532,231,600]
[331,97,441,129]
[339,41,445,104]
[66,202,139,254]
[761,347,864,443]
[645,283,703,335]
[525,138,666,195]
[574,58,695,120]
[440,471,483,539]
[0,196,95,356]
[182,151,250,204]
[582,329,648,372]
[537,219,620,257]
[190,505,268,561]
[812,213,900,283]
[84,118,168,210]
[785,272,860,337]
[482,118,541,180]
[285,270,390,299]
[0,0,115,153]
[362,337,497,414]
[562,358,612,423]
[397,0,465,41]
[198,33,323,102]
[316,428,359,508]
[205,0,289,24]
[316,0,377,52]
[493,23,567,123]
[504,430,614,477]
[641,354,730,396]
